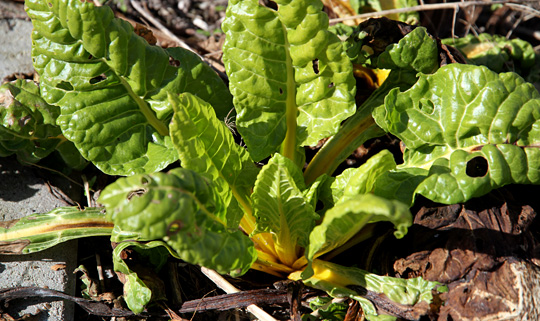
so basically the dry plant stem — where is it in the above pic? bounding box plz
[200,267,278,321]
[129,0,228,78]
[81,174,94,207]
[129,0,199,55]
[506,3,540,19]
[329,0,537,23]
[20,160,84,188]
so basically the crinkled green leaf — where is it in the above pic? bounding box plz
[303,296,348,321]
[165,48,234,120]
[0,207,113,254]
[346,25,438,73]
[298,259,442,321]
[26,0,231,175]
[322,150,396,209]
[98,168,256,276]
[375,27,438,74]
[251,153,319,266]
[303,174,327,210]
[372,168,428,206]
[0,80,85,168]
[304,194,411,273]
[441,33,536,74]
[169,93,258,228]
[112,241,169,313]
[373,64,540,204]
[222,0,356,161]
[304,70,417,184]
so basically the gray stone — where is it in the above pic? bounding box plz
[1,4,78,320]
[0,18,34,81]
[0,158,78,321]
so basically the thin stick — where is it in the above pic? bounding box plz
[506,3,540,19]
[129,0,228,79]
[129,0,200,57]
[328,0,537,23]
[200,267,278,321]
[19,160,84,188]
[81,174,94,207]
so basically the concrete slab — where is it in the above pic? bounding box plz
[0,157,78,321]
[1,4,77,320]
[0,18,34,81]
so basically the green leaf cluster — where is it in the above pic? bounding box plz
[442,33,536,74]
[373,64,540,205]
[2,0,540,319]
[0,80,86,168]
[99,168,256,277]
[25,0,232,175]
[222,0,356,162]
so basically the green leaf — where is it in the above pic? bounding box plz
[98,168,256,276]
[222,0,356,162]
[303,70,417,184]
[0,207,113,254]
[169,92,258,228]
[0,80,81,167]
[26,0,231,175]
[165,48,234,120]
[303,296,348,321]
[304,194,411,272]
[326,150,397,207]
[251,153,319,266]
[372,168,428,206]
[375,27,438,74]
[297,259,442,321]
[346,25,437,73]
[442,33,536,74]
[373,64,540,204]
[112,241,169,313]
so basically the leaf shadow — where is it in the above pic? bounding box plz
[0,156,40,203]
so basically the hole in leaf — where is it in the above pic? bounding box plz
[141,177,150,185]
[127,188,146,200]
[466,156,488,177]
[279,88,283,94]
[56,81,73,91]
[167,220,185,236]
[328,82,334,88]
[312,59,319,74]
[420,99,435,114]
[18,115,32,127]
[264,0,278,10]
[89,74,107,84]
[169,56,180,67]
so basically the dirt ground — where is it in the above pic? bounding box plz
[2,0,540,320]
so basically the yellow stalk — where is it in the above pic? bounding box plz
[251,249,296,277]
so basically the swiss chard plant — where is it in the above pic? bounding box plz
[1,0,540,320]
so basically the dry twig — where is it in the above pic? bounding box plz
[329,0,538,23]
[129,0,199,55]
[200,267,278,321]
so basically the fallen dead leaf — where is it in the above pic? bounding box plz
[50,263,66,271]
